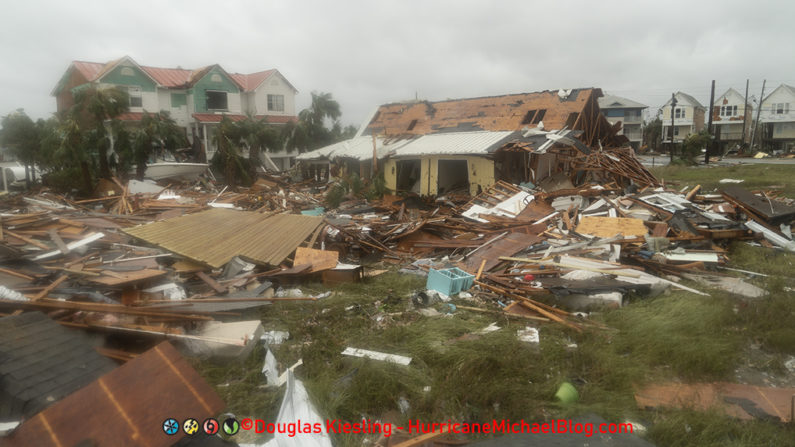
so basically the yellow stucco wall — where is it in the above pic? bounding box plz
[384,155,495,196]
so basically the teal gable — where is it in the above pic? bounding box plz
[100,65,157,92]
[192,67,240,113]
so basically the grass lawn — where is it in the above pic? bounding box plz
[194,243,795,447]
[650,163,795,198]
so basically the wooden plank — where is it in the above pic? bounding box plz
[31,274,67,301]
[4,229,50,250]
[195,271,227,294]
[2,342,225,447]
[0,267,35,281]
[48,229,70,255]
[462,232,543,274]
[89,269,167,286]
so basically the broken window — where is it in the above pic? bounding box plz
[437,159,469,194]
[127,86,142,108]
[407,119,418,131]
[532,109,546,124]
[268,94,284,112]
[521,110,537,125]
[395,159,421,193]
[206,91,228,110]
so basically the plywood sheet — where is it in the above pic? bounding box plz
[293,247,339,273]
[576,216,648,238]
[635,382,795,422]
[89,268,167,286]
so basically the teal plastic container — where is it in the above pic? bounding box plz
[426,267,475,295]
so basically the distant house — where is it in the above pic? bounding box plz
[52,56,299,168]
[598,94,647,150]
[759,84,795,152]
[711,88,752,152]
[300,88,627,195]
[661,92,706,143]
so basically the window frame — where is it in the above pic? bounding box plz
[127,86,143,108]
[206,90,229,111]
[267,94,285,112]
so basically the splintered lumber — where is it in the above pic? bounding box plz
[195,271,227,294]
[457,304,550,322]
[4,230,50,250]
[499,256,642,278]
[474,280,581,332]
[0,299,213,320]
[0,267,35,281]
[31,274,67,300]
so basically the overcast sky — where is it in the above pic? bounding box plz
[1,0,793,127]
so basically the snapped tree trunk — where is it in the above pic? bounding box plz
[80,161,93,194]
[135,161,146,181]
[248,144,259,181]
[98,140,110,179]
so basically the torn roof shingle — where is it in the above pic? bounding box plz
[0,311,117,420]
[365,89,600,137]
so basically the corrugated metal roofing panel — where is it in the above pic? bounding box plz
[123,209,323,268]
[390,131,515,157]
[297,136,415,161]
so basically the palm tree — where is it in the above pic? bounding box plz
[132,112,186,180]
[211,116,248,187]
[72,87,129,179]
[0,110,40,188]
[235,114,282,178]
[284,91,344,153]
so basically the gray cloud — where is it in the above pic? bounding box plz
[1,0,793,125]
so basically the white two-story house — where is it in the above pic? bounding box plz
[759,84,795,153]
[598,94,647,150]
[661,92,705,144]
[711,88,753,152]
[52,56,299,168]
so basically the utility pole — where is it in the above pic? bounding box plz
[750,80,766,153]
[741,79,749,154]
[705,80,715,164]
[669,93,677,163]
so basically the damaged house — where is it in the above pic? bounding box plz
[299,88,630,196]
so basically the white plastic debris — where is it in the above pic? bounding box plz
[261,330,290,346]
[262,349,279,386]
[477,322,501,334]
[253,370,333,447]
[719,178,745,184]
[143,282,186,300]
[341,347,412,365]
[0,286,26,301]
[517,326,540,344]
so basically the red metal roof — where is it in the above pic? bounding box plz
[262,115,297,124]
[192,113,247,123]
[229,70,275,92]
[68,60,280,91]
[141,66,193,88]
[72,61,106,81]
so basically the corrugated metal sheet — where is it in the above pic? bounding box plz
[123,209,323,268]
[390,131,515,157]
[297,136,414,161]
